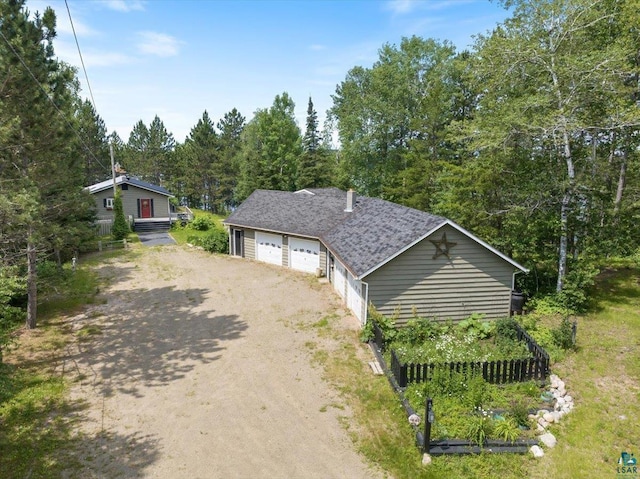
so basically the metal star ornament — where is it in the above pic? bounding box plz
[429,232,457,259]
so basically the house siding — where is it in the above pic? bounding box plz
[93,185,170,220]
[282,236,289,267]
[244,230,255,260]
[365,225,513,325]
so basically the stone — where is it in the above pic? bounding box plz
[552,411,562,423]
[557,380,565,390]
[530,445,545,458]
[528,414,538,421]
[536,423,546,432]
[537,417,548,428]
[556,397,566,407]
[564,395,573,403]
[539,432,557,448]
[549,374,560,387]
[543,412,555,423]
[422,453,432,465]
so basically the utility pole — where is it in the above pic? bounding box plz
[110,141,117,196]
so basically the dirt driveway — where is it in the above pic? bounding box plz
[66,245,381,478]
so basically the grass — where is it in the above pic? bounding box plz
[0,249,127,478]
[169,209,226,245]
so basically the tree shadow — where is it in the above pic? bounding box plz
[0,376,161,479]
[67,285,246,398]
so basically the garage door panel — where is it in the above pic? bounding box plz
[256,232,282,266]
[290,238,320,273]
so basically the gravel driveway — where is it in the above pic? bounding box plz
[66,246,380,478]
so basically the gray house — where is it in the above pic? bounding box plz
[224,188,528,326]
[86,176,174,232]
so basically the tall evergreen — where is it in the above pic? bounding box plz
[297,97,333,189]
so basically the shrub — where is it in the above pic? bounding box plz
[495,317,519,342]
[190,216,213,231]
[366,307,398,343]
[552,317,575,350]
[456,313,493,340]
[188,227,228,254]
[111,192,129,240]
[395,317,442,345]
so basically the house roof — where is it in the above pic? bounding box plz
[85,176,173,197]
[225,188,528,278]
[224,188,350,238]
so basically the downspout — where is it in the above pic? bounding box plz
[361,279,369,326]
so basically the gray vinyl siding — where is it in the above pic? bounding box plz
[244,230,255,259]
[365,225,513,325]
[282,236,289,267]
[93,185,170,220]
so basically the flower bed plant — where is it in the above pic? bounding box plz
[404,369,543,443]
[389,316,531,365]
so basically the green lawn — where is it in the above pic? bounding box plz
[169,209,226,245]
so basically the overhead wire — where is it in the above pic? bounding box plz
[65,0,97,111]
[0,12,109,173]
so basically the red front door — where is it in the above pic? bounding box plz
[141,199,152,218]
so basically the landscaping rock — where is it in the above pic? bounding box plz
[537,417,548,428]
[539,432,557,448]
[422,454,432,465]
[543,412,555,423]
[530,445,545,458]
[536,423,546,432]
[564,395,573,404]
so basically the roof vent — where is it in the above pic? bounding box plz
[345,189,356,212]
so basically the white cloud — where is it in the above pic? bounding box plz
[102,0,146,12]
[385,0,417,14]
[137,31,182,57]
[55,40,133,68]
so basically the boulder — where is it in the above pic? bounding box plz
[530,445,545,458]
[539,432,557,448]
[543,412,555,423]
[422,453,432,465]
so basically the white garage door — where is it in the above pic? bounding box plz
[347,273,364,324]
[289,237,320,273]
[255,232,282,266]
[334,261,346,299]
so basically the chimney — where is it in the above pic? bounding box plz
[345,189,356,212]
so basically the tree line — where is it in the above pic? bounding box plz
[1,0,639,343]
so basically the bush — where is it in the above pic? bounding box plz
[495,317,519,342]
[188,227,228,254]
[190,216,213,231]
[552,317,575,350]
[111,192,129,240]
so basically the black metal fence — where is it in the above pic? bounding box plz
[385,321,550,387]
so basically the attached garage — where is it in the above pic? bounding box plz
[224,188,528,326]
[347,273,365,324]
[255,232,283,266]
[334,261,347,299]
[289,237,320,273]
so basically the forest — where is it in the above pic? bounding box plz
[1,0,639,343]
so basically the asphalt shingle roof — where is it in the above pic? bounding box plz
[86,176,173,196]
[321,196,446,277]
[225,188,447,277]
[224,188,350,238]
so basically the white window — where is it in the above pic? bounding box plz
[105,197,114,209]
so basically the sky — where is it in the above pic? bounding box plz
[27,0,512,143]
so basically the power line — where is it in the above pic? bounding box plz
[65,0,97,111]
[0,29,109,173]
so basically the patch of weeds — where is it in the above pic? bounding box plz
[76,325,103,341]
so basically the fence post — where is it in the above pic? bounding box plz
[98,240,102,252]
[423,398,433,454]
